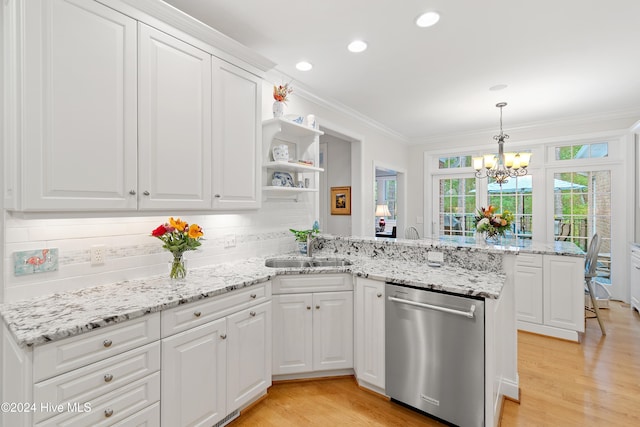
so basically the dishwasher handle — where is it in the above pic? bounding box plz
[388,295,477,319]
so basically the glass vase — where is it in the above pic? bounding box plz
[169,253,187,280]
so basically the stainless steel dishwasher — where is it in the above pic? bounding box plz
[385,283,485,427]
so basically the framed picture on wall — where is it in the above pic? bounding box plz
[330,186,351,215]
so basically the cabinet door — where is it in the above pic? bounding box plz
[354,279,385,389]
[226,302,272,412]
[514,265,543,324]
[138,23,212,210]
[22,0,137,210]
[543,255,585,332]
[272,294,313,375]
[631,249,640,313]
[161,318,226,427]
[212,59,262,210]
[313,291,354,371]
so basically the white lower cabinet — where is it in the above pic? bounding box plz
[514,253,584,340]
[161,284,272,427]
[161,318,227,427]
[354,278,385,391]
[629,245,640,313]
[272,275,353,376]
[226,302,272,413]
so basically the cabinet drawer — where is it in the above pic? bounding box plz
[111,401,159,426]
[273,274,353,294]
[36,372,160,427]
[33,342,160,423]
[34,313,160,382]
[515,253,543,268]
[161,282,271,337]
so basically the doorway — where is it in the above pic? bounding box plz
[374,163,406,239]
[319,133,352,236]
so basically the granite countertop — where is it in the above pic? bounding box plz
[325,234,585,257]
[0,253,507,348]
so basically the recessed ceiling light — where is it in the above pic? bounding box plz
[347,40,368,53]
[296,61,313,71]
[489,84,508,91]
[416,11,440,28]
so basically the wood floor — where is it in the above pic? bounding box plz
[229,302,640,426]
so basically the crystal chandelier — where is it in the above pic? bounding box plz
[473,102,530,185]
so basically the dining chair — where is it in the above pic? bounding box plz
[556,222,572,241]
[404,226,420,240]
[585,233,606,334]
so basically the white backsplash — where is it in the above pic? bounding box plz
[4,199,315,302]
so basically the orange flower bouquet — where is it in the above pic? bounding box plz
[474,206,513,238]
[273,83,293,103]
[151,217,203,279]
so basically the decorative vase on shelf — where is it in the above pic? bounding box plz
[169,252,187,280]
[272,101,284,118]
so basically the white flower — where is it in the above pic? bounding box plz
[477,218,489,229]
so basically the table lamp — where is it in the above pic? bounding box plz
[375,204,391,231]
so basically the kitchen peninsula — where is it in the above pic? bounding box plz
[0,236,583,427]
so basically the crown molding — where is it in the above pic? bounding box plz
[96,0,276,74]
[410,106,640,147]
[265,69,409,145]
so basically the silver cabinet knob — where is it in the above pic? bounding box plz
[104,409,113,418]
[129,190,136,195]
[214,194,221,198]
[250,294,257,299]
[104,373,113,382]
[377,293,383,298]
[194,311,202,317]
[316,305,320,310]
[143,191,150,196]
[307,306,311,310]
[220,333,227,340]
[250,311,256,317]
[103,339,112,348]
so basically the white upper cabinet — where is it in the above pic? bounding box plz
[212,59,262,210]
[5,0,264,212]
[20,0,138,210]
[138,23,212,210]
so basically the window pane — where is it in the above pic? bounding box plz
[553,170,611,272]
[555,142,609,160]
[437,177,476,236]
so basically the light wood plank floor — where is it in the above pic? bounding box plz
[230,302,640,426]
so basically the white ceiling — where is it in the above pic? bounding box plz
[163,0,640,142]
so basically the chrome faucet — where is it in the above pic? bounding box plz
[306,234,318,257]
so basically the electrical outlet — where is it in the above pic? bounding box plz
[224,234,236,248]
[91,245,106,265]
[427,251,444,263]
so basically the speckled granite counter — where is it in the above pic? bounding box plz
[1,234,584,348]
[1,252,506,348]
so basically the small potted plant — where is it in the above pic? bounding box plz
[290,225,319,254]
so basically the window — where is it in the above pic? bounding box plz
[438,156,472,169]
[375,176,397,219]
[437,177,476,236]
[555,143,608,160]
[487,176,533,239]
[553,170,611,254]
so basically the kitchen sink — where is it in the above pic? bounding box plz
[264,258,352,268]
[265,259,312,268]
[309,258,353,267]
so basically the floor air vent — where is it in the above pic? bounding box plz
[214,410,240,427]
